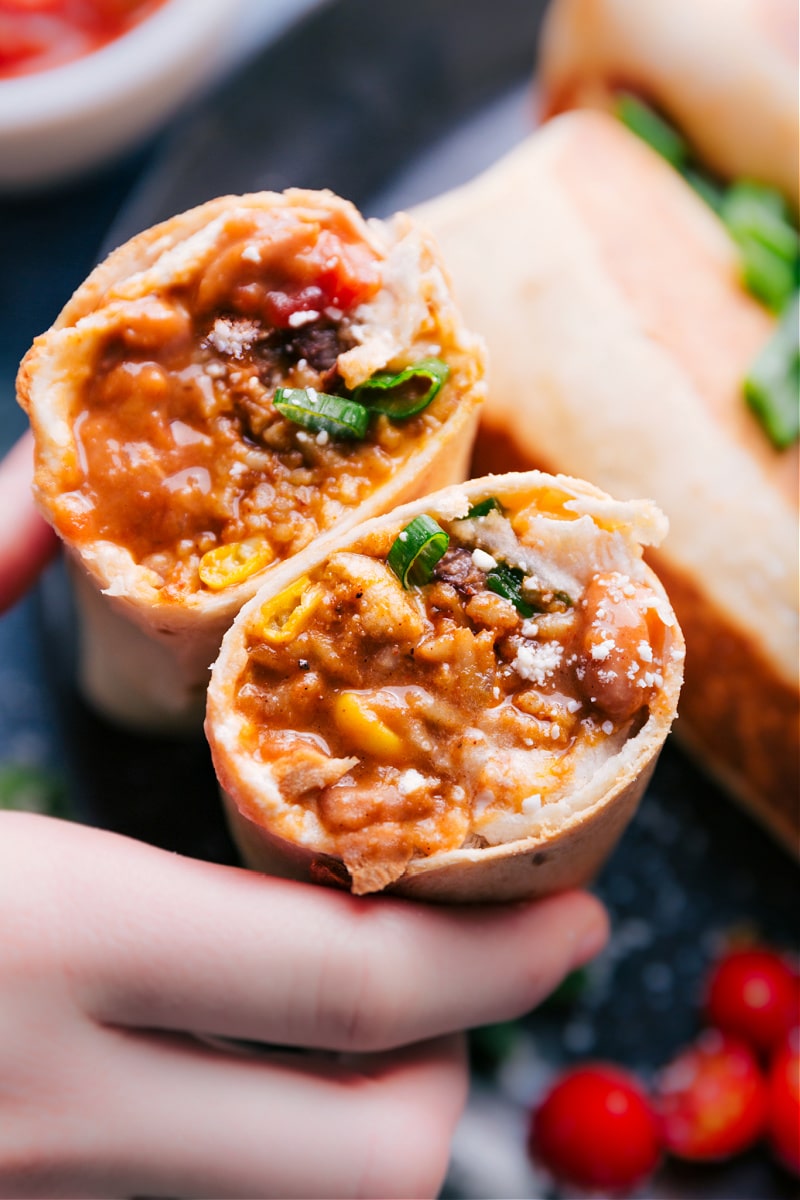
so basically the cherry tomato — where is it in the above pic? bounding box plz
[767,1031,800,1175]
[529,1064,662,1193]
[655,1029,768,1161]
[705,948,800,1054]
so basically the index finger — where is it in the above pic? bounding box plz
[10,814,608,1052]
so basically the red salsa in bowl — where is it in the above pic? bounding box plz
[0,0,167,78]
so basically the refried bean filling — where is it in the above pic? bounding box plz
[234,501,671,872]
[58,211,461,598]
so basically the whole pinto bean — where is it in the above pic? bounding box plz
[577,571,667,722]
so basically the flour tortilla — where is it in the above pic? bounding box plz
[17,189,485,731]
[207,470,684,903]
[538,0,799,204]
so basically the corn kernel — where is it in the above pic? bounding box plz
[333,692,404,760]
[199,539,274,591]
[251,577,323,645]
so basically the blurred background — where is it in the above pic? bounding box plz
[0,2,797,1197]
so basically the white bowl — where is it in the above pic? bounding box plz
[0,0,242,190]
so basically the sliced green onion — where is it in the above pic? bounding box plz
[273,387,370,440]
[722,180,793,228]
[735,237,797,312]
[744,293,800,449]
[353,358,450,419]
[722,183,800,263]
[615,93,689,168]
[682,168,725,214]
[486,563,536,618]
[721,182,799,310]
[466,496,504,519]
[387,515,450,588]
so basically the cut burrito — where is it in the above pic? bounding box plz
[17,189,485,730]
[415,113,799,854]
[538,0,799,205]
[207,471,684,903]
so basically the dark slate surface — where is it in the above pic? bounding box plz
[0,2,797,1197]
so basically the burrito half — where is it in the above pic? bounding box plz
[538,0,799,205]
[17,189,485,730]
[415,113,799,854]
[207,471,684,902]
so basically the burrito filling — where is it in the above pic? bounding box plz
[233,490,677,888]
[54,208,465,597]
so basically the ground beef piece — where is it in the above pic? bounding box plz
[284,322,344,371]
[250,321,347,381]
[433,547,488,599]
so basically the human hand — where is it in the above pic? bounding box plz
[0,811,607,1198]
[0,431,58,613]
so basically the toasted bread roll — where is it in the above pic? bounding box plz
[416,113,798,853]
[538,0,799,205]
[17,190,485,730]
[207,471,684,902]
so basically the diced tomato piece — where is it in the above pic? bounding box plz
[655,1029,768,1161]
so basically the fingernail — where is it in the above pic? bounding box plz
[571,916,608,969]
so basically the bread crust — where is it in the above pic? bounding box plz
[538,0,799,204]
[415,114,799,853]
[207,470,684,903]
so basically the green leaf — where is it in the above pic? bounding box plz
[353,358,450,419]
[466,496,504,519]
[744,294,800,449]
[615,93,689,168]
[486,563,536,618]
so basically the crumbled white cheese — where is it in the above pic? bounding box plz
[324,306,343,320]
[512,640,564,685]
[590,638,615,661]
[205,361,226,378]
[550,723,561,740]
[637,640,653,663]
[316,430,329,446]
[637,671,664,689]
[601,720,614,735]
[288,309,320,328]
[520,619,539,638]
[522,793,542,815]
[241,244,261,263]
[473,789,495,817]
[207,317,260,358]
[472,547,497,571]
[566,699,582,714]
[397,769,428,796]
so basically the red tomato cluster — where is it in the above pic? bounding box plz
[528,944,800,1194]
